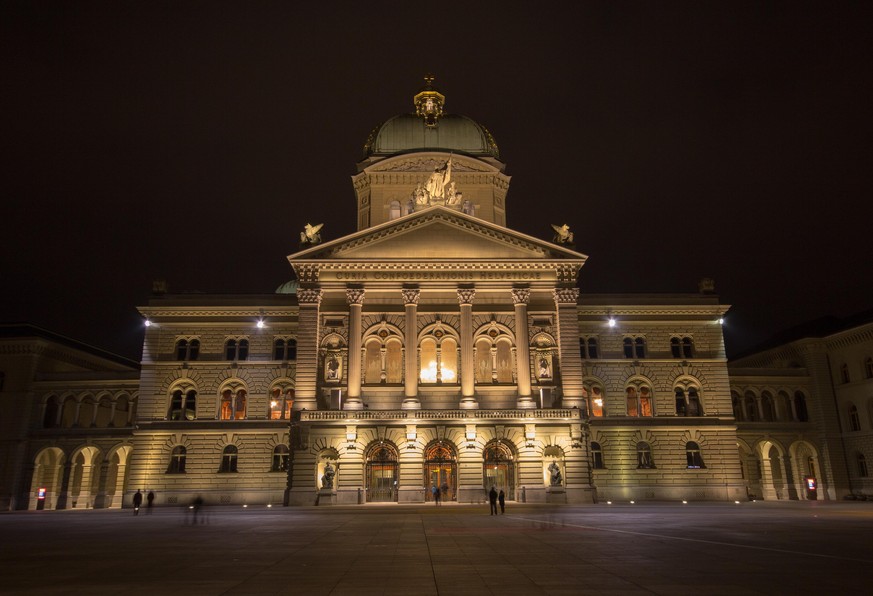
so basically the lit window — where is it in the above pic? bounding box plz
[269,387,294,419]
[219,445,238,473]
[591,442,605,469]
[167,446,187,474]
[168,389,197,420]
[587,385,605,417]
[220,389,247,420]
[272,445,290,472]
[636,442,654,469]
[626,386,653,417]
[686,441,705,468]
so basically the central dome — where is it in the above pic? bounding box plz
[362,76,499,160]
[364,113,499,159]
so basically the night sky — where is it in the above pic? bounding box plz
[2,2,871,361]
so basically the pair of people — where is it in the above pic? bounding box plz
[132,490,156,515]
[488,487,505,515]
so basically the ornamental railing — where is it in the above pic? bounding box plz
[299,409,581,422]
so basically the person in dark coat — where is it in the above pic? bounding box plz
[489,486,498,515]
[132,489,143,515]
[146,490,155,514]
[498,489,506,514]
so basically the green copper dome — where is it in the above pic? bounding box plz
[362,76,499,159]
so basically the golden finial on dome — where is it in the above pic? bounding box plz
[414,74,445,127]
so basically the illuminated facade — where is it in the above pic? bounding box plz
[2,79,867,510]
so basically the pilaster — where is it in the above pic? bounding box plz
[402,288,421,410]
[512,288,534,408]
[345,288,365,410]
[553,287,584,408]
[293,288,323,411]
[458,288,477,409]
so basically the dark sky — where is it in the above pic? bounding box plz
[2,2,871,361]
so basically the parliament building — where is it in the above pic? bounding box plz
[2,80,870,510]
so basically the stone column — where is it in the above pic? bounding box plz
[512,288,534,408]
[345,288,365,411]
[458,288,478,409]
[402,288,420,410]
[293,288,323,411]
[553,288,584,408]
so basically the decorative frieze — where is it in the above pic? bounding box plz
[297,288,323,305]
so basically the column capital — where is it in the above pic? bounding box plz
[553,287,580,305]
[457,288,476,305]
[346,288,366,305]
[511,288,531,305]
[297,288,323,305]
[401,288,420,305]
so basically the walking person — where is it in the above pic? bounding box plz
[146,490,155,514]
[431,484,441,506]
[132,489,143,515]
[489,486,498,515]
[498,488,505,514]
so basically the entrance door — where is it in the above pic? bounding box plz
[483,440,516,500]
[365,442,399,502]
[424,440,458,502]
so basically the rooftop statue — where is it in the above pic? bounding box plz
[424,156,453,202]
[300,223,324,246]
[551,224,574,245]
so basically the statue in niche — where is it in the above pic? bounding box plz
[300,222,324,246]
[548,461,563,487]
[321,462,336,489]
[551,223,574,245]
[538,357,552,379]
[325,356,340,381]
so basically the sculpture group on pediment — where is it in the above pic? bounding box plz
[411,157,464,207]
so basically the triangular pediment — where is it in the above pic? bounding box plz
[288,206,587,263]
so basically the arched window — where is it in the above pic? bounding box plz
[269,387,294,419]
[587,385,605,417]
[840,363,850,384]
[849,404,861,431]
[495,340,513,383]
[389,200,401,220]
[175,339,199,361]
[682,337,694,358]
[225,339,248,361]
[168,389,196,420]
[635,337,646,358]
[760,392,775,422]
[686,441,705,468]
[794,391,809,422]
[623,338,633,358]
[687,388,702,416]
[591,442,605,469]
[219,445,238,473]
[731,391,744,421]
[273,338,298,361]
[272,445,290,472]
[167,446,186,474]
[745,392,759,422]
[866,357,873,379]
[43,396,60,428]
[474,338,492,383]
[364,340,382,384]
[580,337,598,359]
[858,453,869,478]
[626,385,653,417]
[671,337,681,358]
[636,442,654,469]
[220,389,247,420]
[675,389,687,416]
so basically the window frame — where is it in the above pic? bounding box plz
[685,441,705,469]
[167,446,187,474]
[219,445,239,473]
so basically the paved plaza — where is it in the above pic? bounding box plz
[1,501,871,595]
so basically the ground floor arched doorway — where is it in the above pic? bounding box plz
[365,441,398,502]
[424,440,457,502]
[483,440,515,500]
